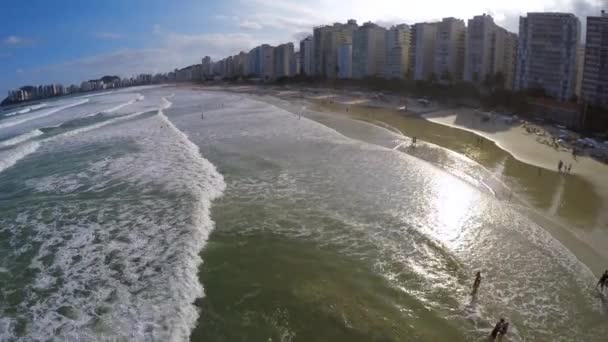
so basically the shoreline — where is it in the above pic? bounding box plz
[193,84,608,273]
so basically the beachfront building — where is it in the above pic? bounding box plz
[293,51,301,76]
[248,44,275,81]
[493,28,518,90]
[384,24,411,79]
[338,43,353,78]
[299,36,314,76]
[352,22,387,79]
[575,45,585,98]
[232,52,250,78]
[274,43,295,78]
[434,17,466,82]
[464,14,494,83]
[410,22,438,81]
[201,56,212,79]
[515,12,581,102]
[581,10,608,106]
[313,20,359,78]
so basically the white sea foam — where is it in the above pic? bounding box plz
[1,93,225,340]
[0,99,89,130]
[2,103,48,117]
[0,140,40,174]
[0,129,44,147]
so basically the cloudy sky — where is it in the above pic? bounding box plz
[0,0,604,96]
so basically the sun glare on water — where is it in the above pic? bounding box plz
[428,174,479,248]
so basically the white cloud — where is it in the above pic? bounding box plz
[4,35,32,46]
[239,20,263,30]
[238,0,602,35]
[95,32,123,40]
[16,68,23,73]
[19,31,258,86]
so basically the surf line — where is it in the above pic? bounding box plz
[393,140,409,150]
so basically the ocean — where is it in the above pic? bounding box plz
[0,86,606,341]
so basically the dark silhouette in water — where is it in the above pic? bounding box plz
[597,270,608,292]
[471,271,482,296]
[490,318,506,340]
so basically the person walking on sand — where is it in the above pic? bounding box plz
[597,270,608,293]
[558,160,563,173]
[490,318,505,340]
[471,271,482,296]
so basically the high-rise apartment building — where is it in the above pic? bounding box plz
[384,24,411,79]
[515,12,581,101]
[492,28,518,90]
[299,36,314,75]
[434,17,466,82]
[338,44,353,78]
[352,22,387,79]
[464,14,496,83]
[581,10,608,106]
[274,43,295,78]
[313,20,358,78]
[411,22,438,81]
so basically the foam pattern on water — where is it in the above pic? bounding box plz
[0,93,224,340]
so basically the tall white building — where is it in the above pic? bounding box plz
[434,17,466,82]
[338,44,353,78]
[313,20,358,78]
[582,10,608,106]
[299,36,314,76]
[384,24,411,79]
[411,22,438,81]
[352,22,387,79]
[515,12,581,101]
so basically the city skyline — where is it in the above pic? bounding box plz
[0,0,604,97]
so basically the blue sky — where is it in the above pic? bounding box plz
[0,0,603,97]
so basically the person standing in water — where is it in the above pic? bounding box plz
[471,271,482,296]
[558,160,563,173]
[490,318,505,340]
[497,321,509,341]
[597,270,608,292]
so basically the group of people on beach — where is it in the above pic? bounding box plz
[472,269,608,340]
[557,160,573,174]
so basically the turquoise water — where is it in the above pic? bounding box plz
[0,86,606,341]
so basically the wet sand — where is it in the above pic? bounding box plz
[305,99,608,273]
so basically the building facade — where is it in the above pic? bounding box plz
[411,22,438,81]
[384,24,411,79]
[313,20,358,78]
[434,17,466,82]
[515,12,581,101]
[338,43,353,78]
[352,22,387,79]
[274,43,295,78]
[464,14,496,83]
[581,11,608,106]
[299,36,314,76]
